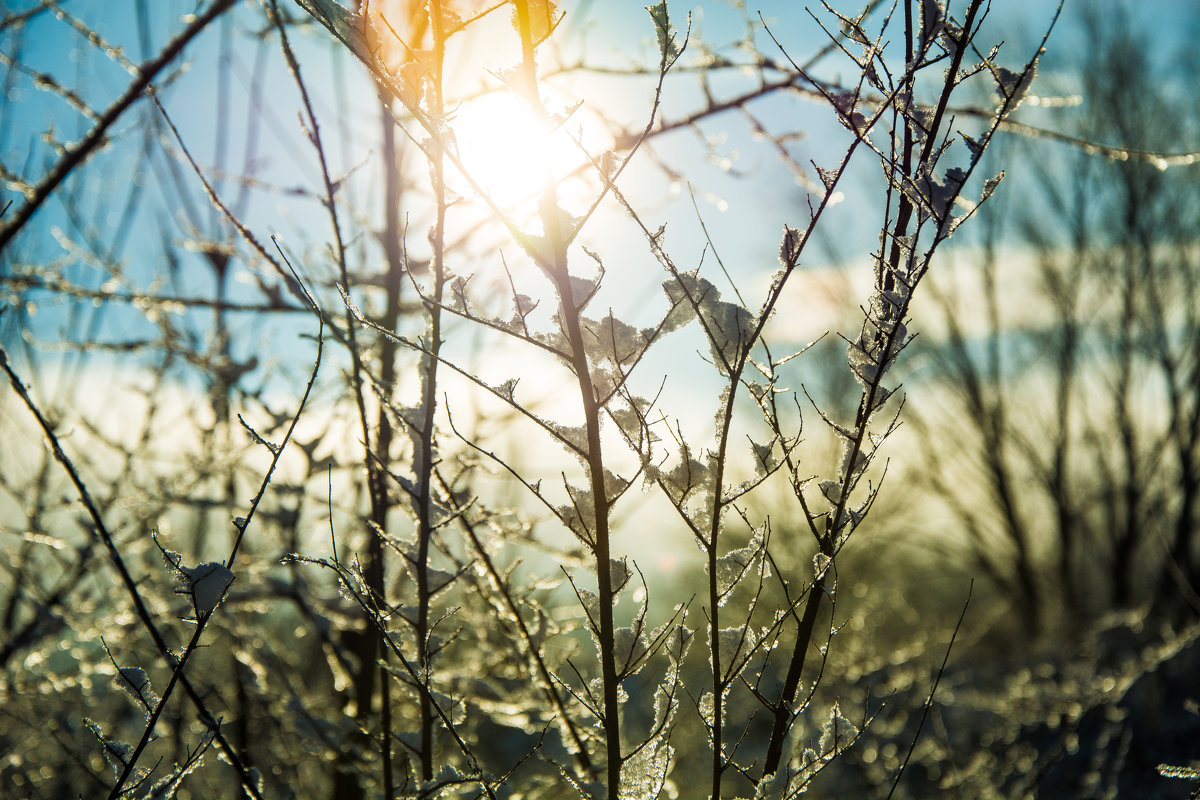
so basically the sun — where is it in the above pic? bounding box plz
[448,91,606,213]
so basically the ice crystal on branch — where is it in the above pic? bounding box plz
[163,549,235,617]
[995,55,1040,117]
[663,272,758,373]
[711,526,766,601]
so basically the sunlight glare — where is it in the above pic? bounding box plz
[450,92,603,213]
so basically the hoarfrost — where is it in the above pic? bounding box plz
[164,550,234,616]
[750,438,776,472]
[830,91,869,135]
[818,701,859,755]
[713,625,754,664]
[663,273,757,371]
[583,313,644,366]
[962,132,984,163]
[699,690,717,726]
[920,0,946,44]
[578,589,601,626]
[650,445,712,504]
[185,562,234,615]
[665,624,692,663]
[815,166,839,192]
[549,422,589,454]
[995,55,1039,117]
[449,275,469,310]
[818,479,843,505]
[564,274,594,308]
[838,439,868,482]
[612,626,650,672]
[610,557,631,595]
[778,225,803,265]
[115,667,159,716]
[1158,764,1200,780]
[493,377,519,402]
[713,527,765,599]
[83,717,135,776]
[982,171,1005,203]
[619,731,673,800]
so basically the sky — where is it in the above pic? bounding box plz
[3,0,1198,480]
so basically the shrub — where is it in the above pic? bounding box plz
[5,2,1194,799]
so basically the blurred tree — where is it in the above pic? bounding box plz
[906,0,1199,638]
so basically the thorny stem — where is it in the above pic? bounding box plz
[761,0,984,779]
[762,572,828,776]
[373,92,405,798]
[0,0,238,252]
[448,497,596,777]
[513,0,621,792]
[272,7,388,796]
[411,0,451,782]
[0,345,269,800]
[707,385,740,799]
[881,0,982,297]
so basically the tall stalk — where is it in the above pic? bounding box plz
[512,3,622,792]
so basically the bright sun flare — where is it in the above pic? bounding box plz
[449,92,603,211]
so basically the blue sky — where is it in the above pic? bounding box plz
[3,0,1197,394]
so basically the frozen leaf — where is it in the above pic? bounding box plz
[584,313,644,366]
[646,2,679,61]
[838,439,868,482]
[714,625,755,665]
[578,589,601,626]
[183,561,235,615]
[713,527,765,600]
[569,274,597,307]
[501,292,538,331]
[664,272,756,371]
[915,166,965,223]
[940,19,963,56]
[650,444,711,504]
[494,377,519,402]
[426,568,457,596]
[837,11,869,45]
[815,165,838,191]
[512,0,560,46]
[831,91,869,135]
[995,56,1039,116]
[750,438,776,473]
[619,731,672,799]
[699,691,717,726]
[818,702,859,755]
[665,624,693,663]
[557,491,596,546]
[115,667,159,716]
[610,557,631,595]
[549,422,589,454]
[612,626,650,672]
[449,275,469,310]
[397,50,435,102]
[981,171,1005,203]
[818,479,842,505]
[778,225,802,266]
[962,132,984,163]
[83,718,136,777]
[920,0,946,43]
[296,0,368,63]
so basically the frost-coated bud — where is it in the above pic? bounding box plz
[183,562,235,615]
[779,225,802,266]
